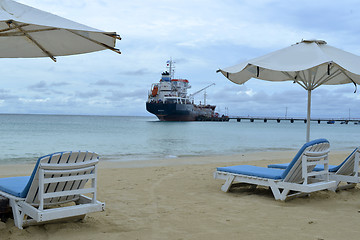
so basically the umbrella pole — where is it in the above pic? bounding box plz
[306,90,311,142]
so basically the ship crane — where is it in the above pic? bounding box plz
[189,83,215,105]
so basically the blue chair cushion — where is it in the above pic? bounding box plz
[0,176,31,197]
[217,165,285,179]
[268,163,338,172]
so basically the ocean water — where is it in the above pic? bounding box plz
[0,114,359,164]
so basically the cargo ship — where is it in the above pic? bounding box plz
[146,60,229,121]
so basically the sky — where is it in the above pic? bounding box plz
[1,0,360,119]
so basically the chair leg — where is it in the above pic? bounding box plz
[9,199,24,229]
[279,189,290,201]
[268,181,288,201]
[221,175,235,192]
[328,181,340,192]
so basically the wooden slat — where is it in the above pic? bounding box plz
[40,160,98,170]
[43,174,95,184]
[45,152,73,204]
[42,166,95,175]
[43,188,96,199]
[55,152,81,203]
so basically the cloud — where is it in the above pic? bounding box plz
[120,68,152,76]
[0,0,356,118]
[93,80,124,87]
[74,90,101,99]
[19,98,50,103]
[0,89,17,100]
[28,81,70,89]
[28,81,47,90]
[27,81,70,95]
[106,88,146,102]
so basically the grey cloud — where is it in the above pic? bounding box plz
[50,82,70,87]
[28,81,70,91]
[93,80,124,87]
[28,81,48,90]
[0,89,17,100]
[74,90,101,99]
[120,68,151,76]
[105,88,147,101]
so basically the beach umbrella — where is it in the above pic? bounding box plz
[217,39,360,142]
[0,0,121,61]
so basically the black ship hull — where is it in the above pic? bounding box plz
[146,102,197,121]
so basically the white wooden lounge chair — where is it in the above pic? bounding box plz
[0,151,104,229]
[268,147,360,190]
[214,139,337,201]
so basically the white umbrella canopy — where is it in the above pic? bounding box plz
[218,39,360,142]
[0,0,121,61]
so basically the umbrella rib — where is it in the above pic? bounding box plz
[0,23,30,33]
[312,64,334,88]
[67,29,121,54]
[297,72,309,89]
[313,69,343,89]
[104,33,122,40]
[308,68,313,88]
[286,70,309,89]
[281,71,307,90]
[301,71,309,88]
[338,68,358,91]
[0,28,59,37]
[314,69,342,89]
[311,66,319,89]
[297,74,309,90]
[7,21,56,62]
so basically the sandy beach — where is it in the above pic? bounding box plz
[1,151,360,240]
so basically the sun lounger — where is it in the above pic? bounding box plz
[0,151,104,229]
[214,139,337,201]
[268,147,360,190]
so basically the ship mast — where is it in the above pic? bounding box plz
[167,58,175,79]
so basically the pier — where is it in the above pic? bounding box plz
[228,116,360,124]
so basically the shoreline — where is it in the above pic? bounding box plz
[0,149,349,171]
[1,150,359,239]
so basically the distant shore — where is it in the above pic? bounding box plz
[1,151,359,240]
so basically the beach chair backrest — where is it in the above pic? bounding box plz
[24,151,99,207]
[335,147,360,175]
[282,139,330,183]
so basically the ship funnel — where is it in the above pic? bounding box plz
[161,71,171,81]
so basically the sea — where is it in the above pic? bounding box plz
[0,114,359,165]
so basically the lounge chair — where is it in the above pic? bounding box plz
[268,147,360,190]
[0,151,104,229]
[214,139,336,201]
